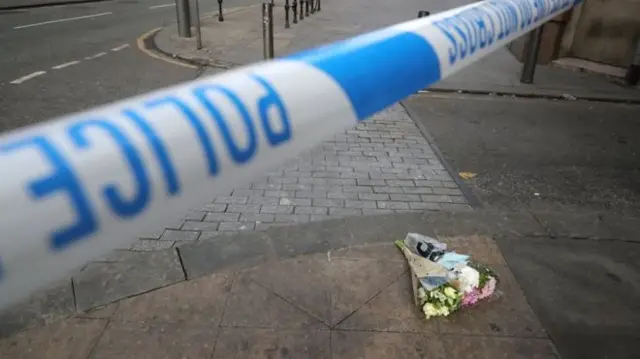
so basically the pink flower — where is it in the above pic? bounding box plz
[461,288,480,307]
[479,277,496,300]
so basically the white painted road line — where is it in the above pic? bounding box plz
[110,44,130,52]
[13,12,113,29]
[52,61,80,70]
[10,71,46,84]
[150,3,175,9]
[85,52,107,60]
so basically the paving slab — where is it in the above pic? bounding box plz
[73,250,185,311]
[0,279,74,338]
[221,273,325,329]
[423,210,546,237]
[90,321,217,359]
[0,317,107,359]
[212,328,331,359]
[442,335,559,359]
[337,274,438,333]
[178,231,275,278]
[533,212,614,239]
[601,215,640,242]
[331,331,447,359]
[112,272,232,327]
[243,255,406,326]
[496,236,640,359]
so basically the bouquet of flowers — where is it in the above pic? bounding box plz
[395,233,499,320]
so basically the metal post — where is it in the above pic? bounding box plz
[267,0,274,58]
[625,38,640,86]
[262,2,268,59]
[299,0,304,20]
[305,0,309,16]
[292,0,297,24]
[262,0,275,59]
[193,0,202,49]
[217,0,224,21]
[520,26,543,84]
[175,0,192,38]
[284,0,290,28]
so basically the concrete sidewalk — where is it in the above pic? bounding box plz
[2,210,639,358]
[153,0,640,102]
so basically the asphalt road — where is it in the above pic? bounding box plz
[0,0,253,133]
[405,93,640,215]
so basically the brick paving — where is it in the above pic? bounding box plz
[134,104,469,250]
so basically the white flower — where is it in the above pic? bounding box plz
[423,303,438,318]
[443,286,458,299]
[437,306,450,316]
[458,266,480,293]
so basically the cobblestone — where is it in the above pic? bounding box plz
[329,207,363,216]
[181,221,220,232]
[135,104,469,245]
[389,194,422,202]
[203,213,240,222]
[377,201,410,210]
[313,198,345,207]
[358,192,390,201]
[421,194,454,203]
[279,198,312,206]
[345,200,378,209]
[275,214,311,223]
[294,206,329,215]
[160,230,200,241]
[260,205,294,214]
[130,240,175,251]
[327,192,360,200]
[218,222,255,232]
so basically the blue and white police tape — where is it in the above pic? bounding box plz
[0,0,580,309]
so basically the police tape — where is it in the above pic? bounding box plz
[0,0,580,309]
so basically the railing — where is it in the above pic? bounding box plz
[0,0,581,310]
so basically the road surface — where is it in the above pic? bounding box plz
[0,0,252,133]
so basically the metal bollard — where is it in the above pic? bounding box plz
[268,0,274,58]
[175,0,192,38]
[520,26,543,84]
[217,0,224,21]
[193,0,202,49]
[300,0,304,20]
[262,0,275,59]
[625,39,640,86]
[284,0,290,28]
[292,0,297,24]
[305,0,309,16]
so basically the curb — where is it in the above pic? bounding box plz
[137,27,199,69]
[146,5,258,70]
[423,87,640,105]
